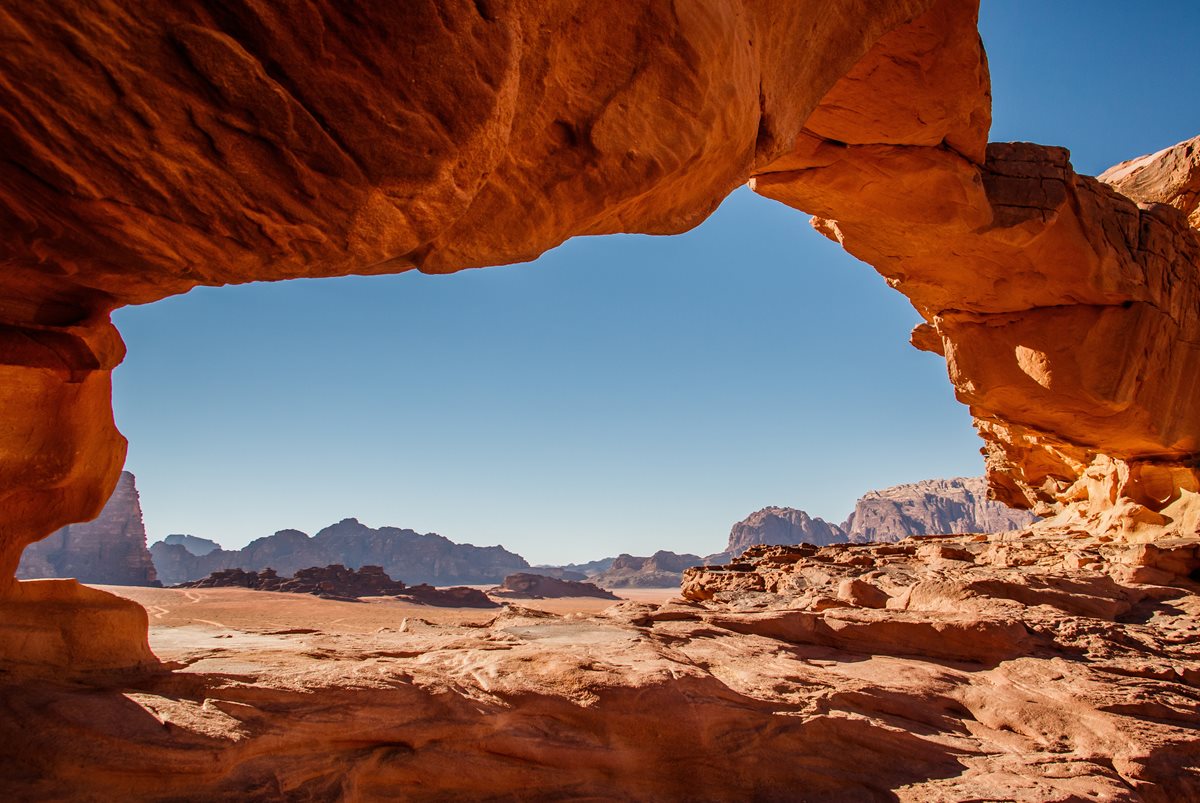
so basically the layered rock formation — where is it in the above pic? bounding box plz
[587,551,704,589]
[843,476,1038,543]
[16,471,158,586]
[150,517,528,586]
[490,572,617,600]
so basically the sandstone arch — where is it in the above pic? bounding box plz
[1,0,1198,673]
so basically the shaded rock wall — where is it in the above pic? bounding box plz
[16,471,158,586]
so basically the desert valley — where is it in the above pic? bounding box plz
[2,0,1200,800]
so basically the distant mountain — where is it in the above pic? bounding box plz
[535,557,615,577]
[587,551,703,589]
[162,534,221,555]
[17,471,160,586]
[150,517,529,586]
[717,477,1038,559]
[726,507,846,557]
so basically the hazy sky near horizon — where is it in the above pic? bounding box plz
[112,2,1199,564]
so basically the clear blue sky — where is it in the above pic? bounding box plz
[112,1,1198,563]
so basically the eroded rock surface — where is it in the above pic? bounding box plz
[756,131,1200,536]
[3,532,1198,801]
[1,0,1194,581]
[1101,134,1200,229]
[0,579,156,679]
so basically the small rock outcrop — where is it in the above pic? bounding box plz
[16,472,159,587]
[399,584,498,608]
[843,477,1038,543]
[178,564,407,600]
[491,573,618,600]
[587,552,704,589]
[151,518,528,586]
[178,564,498,608]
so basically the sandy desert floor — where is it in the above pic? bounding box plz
[5,535,1195,801]
[100,585,681,672]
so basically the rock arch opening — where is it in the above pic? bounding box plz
[0,0,1197,730]
[4,1,1200,798]
[103,186,980,567]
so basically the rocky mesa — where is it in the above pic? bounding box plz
[587,551,705,589]
[722,476,1037,559]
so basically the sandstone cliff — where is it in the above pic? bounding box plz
[150,517,528,586]
[843,477,1037,543]
[16,472,158,586]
